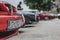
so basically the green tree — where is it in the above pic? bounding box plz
[24,0,55,11]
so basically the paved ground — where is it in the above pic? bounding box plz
[7,18,60,40]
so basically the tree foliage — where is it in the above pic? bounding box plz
[24,0,55,11]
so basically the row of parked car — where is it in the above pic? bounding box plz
[17,10,39,24]
[39,11,60,20]
[0,1,40,37]
[0,1,60,37]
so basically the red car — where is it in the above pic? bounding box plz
[39,12,55,20]
[0,1,24,37]
[58,13,60,19]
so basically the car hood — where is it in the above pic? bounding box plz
[17,10,35,15]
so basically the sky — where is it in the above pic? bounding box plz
[5,0,30,10]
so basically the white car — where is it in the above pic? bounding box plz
[17,10,25,27]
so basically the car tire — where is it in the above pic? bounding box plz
[20,24,25,28]
[44,16,49,20]
[25,17,32,24]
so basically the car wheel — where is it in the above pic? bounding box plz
[36,17,39,22]
[25,17,32,24]
[44,16,49,20]
[20,24,25,28]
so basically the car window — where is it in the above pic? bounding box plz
[5,4,12,13]
[12,6,16,12]
[13,7,16,12]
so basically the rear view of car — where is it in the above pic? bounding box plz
[0,1,24,37]
[22,11,39,24]
[39,11,55,20]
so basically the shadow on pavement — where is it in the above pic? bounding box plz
[40,19,54,21]
[19,31,25,33]
[21,25,35,28]
[24,25,35,28]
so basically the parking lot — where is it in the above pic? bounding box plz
[7,18,60,40]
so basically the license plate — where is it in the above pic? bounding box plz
[8,20,21,29]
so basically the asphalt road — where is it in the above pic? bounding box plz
[7,18,60,40]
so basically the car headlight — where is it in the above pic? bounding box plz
[7,20,21,31]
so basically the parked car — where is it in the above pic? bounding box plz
[58,13,60,19]
[49,11,58,18]
[17,10,25,27]
[39,11,55,20]
[0,1,24,36]
[21,10,40,24]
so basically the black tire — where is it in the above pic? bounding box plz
[44,16,49,20]
[20,24,25,28]
[25,17,32,24]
